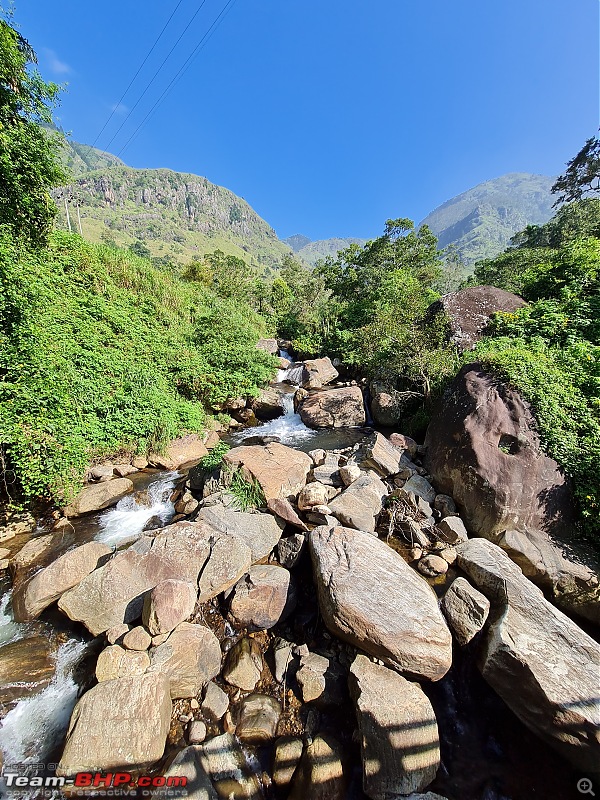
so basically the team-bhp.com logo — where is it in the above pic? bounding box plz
[3,772,187,792]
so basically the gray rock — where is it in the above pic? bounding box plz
[312,453,343,487]
[277,533,306,568]
[272,637,296,684]
[441,577,490,645]
[436,516,468,544]
[147,622,221,699]
[236,693,281,742]
[142,578,198,637]
[198,532,252,602]
[403,475,436,504]
[308,449,327,466]
[230,565,296,630]
[201,681,229,721]
[223,637,263,691]
[273,736,303,788]
[223,443,312,501]
[199,733,262,799]
[328,471,387,532]
[188,720,207,745]
[196,506,284,562]
[163,746,217,799]
[267,498,308,531]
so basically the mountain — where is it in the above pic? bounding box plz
[420,173,556,266]
[284,235,368,267]
[284,234,312,252]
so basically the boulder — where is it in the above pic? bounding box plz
[309,526,452,680]
[349,654,440,798]
[302,357,339,389]
[456,538,600,772]
[202,681,229,721]
[17,541,111,621]
[236,694,281,742]
[223,443,312,501]
[312,453,343,486]
[299,386,366,428]
[298,482,330,510]
[223,637,263,691]
[440,577,490,645]
[150,434,209,470]
[64,478,134,517]
[142,579,198,636]
[229,565,296,630]
[122,626,151,651]
[356,431,405,477]
[147,622,221,699]
[273,736,304,788]
[199,733,262,800]
[95,645,150,681]
[339,462,361,486]
[198,532,252,602]
[196,506,284,562]
[417,555,448,577]
[403,475,436,504]
[370,383,422,427]
[328,471,387,532]
[389,433,419,459]
[57,673,172,776]
[256,338,279,354]
[250,387,285,420]
[427,285,527,351]
[288,734,346,800]
[296,651,346,706]
[436,516,468,544]
[267,498,308,531]
[277,532,306,568]
[0,635,55,703]
[163,746,217,800]
[88,464,116,482]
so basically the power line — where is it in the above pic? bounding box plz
[103,0,210,154]
[116,0,238,158]
[91,0,187,148]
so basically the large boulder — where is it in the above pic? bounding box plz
[197,531,253,602]
[142,579,198,636]
[64,478,134,517]
[424,364,600,622]
[250,387,285,420]
[356,431,405,477]
[223,443,312,501]
[149,434,209,469]
[328,471,387,532]
[301,357,339,389]
[349,654,440,798]
[440,577,490,645]
[147,622,221,699]
[427,285,527,351]
[57,673,172,776]
[0,635,55,703]
[456,538,600,773]
[229,564,296,630]
[309,526,452,680]
[195,506,284,562]
[370,383,422,427]
[299,386,366,428]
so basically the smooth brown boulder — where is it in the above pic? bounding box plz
[299,386,366,428]
[440,577,490,645]
[223,443,312,501]
[309,526,452,680]
[64,478,134,517]
[302,357,339,389]
[142,578,198,636]
[250,387,285,420]
[147,622,221,698]
[229,565,296,630]
[149,434,208,470]
[0,635,55,703]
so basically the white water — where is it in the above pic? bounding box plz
[95,470,179,547]
[233,387,319,447]
[0,590,28,647]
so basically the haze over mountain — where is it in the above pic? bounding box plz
[283,235,368,267]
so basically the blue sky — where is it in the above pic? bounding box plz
[15,0,600,241]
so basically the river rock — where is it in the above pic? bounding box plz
[223,637,263,691]
[250,387,285,420]
[257,337,279,354]
[339,461,361,486]
[267,498,308,530]
[122,625,151,651]
[202,681,230,721]
[296,651,345,705]
[199,733,262,800]
[277,532,306,567]
[147,622,221,699]
[456,537,600,772]
[418,554,448,577]
[403,475,436,504]
[349,654,441,798]
[436,516,468,544]
[57,673,172,776]
[163,746,217,800]
[188,720,207,745]
[150,434,209,470]
[196,506,284,562]
[113,463,138,478]
[328,471,387,532]
[309,526,452,680]
[356,431,405,477]
[17,541,112,621]
[142,578,198,636]
[64,477,134,517]
[298,482,330,510]
[441,577,489,645]
[288,734,346,800]
[229,564,296,630]
[273,736,304,788]
[88,464,116,482]
[389,433,419,458]
[0,635,55,703]
[302,357,339,389]
[312,452,343,486]
[236,694,281,742]
[370,384,422,427]
[198,531,252,602]
[299,386,366,428]
[223,443,312,501]
[96,645,150,681]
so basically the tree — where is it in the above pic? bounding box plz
[0,18,67,243]
[552,134,600,206]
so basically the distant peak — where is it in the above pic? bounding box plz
[283,233,312,252]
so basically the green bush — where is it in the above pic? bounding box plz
[198,440,230,472]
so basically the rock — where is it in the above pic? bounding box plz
[356,431,405,477]
[113,464,138,478]
[456,537,600,772]
[57,673,172,776]
[309,526,452,680]
[436,516,468,544]
[17,541,112,621]
[64,478,134,517]
[417,555,449,577]
[150,434,209,470]
[403,475,436,504]
[175,490,200,516]
[58,521,213,635]
[370,384,422,427]
[256,337,279,354]
[163,746,217,799]
[277,532,306,568]
[196,506,284,563]
[223,637,263,691]
[308,448,327,466]
[223,443,312,501]
[122,625,151,651]
[147,622,221,699]
[236,693,281,742]
[433,494,457,518]
[328,471,387,532]
[0,510,36,542]
[267,498,308,531]
[229,565,296,629]
[389,433,418,458]
[272,637,296,684]
[299,386,366,428]
[349,654,440,798]
[95,645,150,681]
[0,635,55,703]
[312,453,343,486]
[302,357,339,389]
[439,547,457,565]
[202,681,229,721]
[199,733,262,799]
[296,652,345,705]
[279,356,291,369]
[132,456,148,469]
[428,285,527,351]
[273,736,303,788]
[288,734,346,800]
[250,387,285,420]
[88,464,116,482]
[298,482,330,510]
[198,532,252,603]
[441,577,490,645]
[188,720,207,745]
[142,579,198,636]
[339,462,361,486]
[106,623,129,645]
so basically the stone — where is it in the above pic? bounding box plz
[202,681,229,721]
[250,387,285,420]
[106,623,129,645]
[273,736,303,788]
[132,456,148,469]
[357,431,405,476]
[150,434,209,470]
[188,720,207,745]
[441,577,490,645]
[0,635,55,703]
[57,673,172,776]
[339,462,361,486]
[370,384,423,428]
[288,734,346,800]
[122,625,151,651]
[308,449,327,466]
[256,337,279,354]
[349,654,440,798]
[439,547,457,565]
[296,652,345,706]
[88,464,116,482]
[223,443,312,501]
[436,516,468,544]
[198,532,252,603]
[147,622,221,699]
[403,475,436,504]
[299,386,366,428]
[0,511,36,542]
[142,579,198,636]
[328,471,387,532]
[236,694,281,742]
[309,526,452,681]
[302,357,339,389]
[456,537,600,772]
[267,498,308,531]
[223,637,263,691]
[17,541,112,621]
[312,453,343,486]
[433,494,457,518]
[229,565,296,630]
[417,555,449,577]
[199,733,262,799]
[196,506,284,563]
[163,746,217,800]
[64,478,134,517]
[175,490,200,516]
[298,482,330,510]
[272,637,296,683]
[277,532,306,568]
[95,645,150,681]
[113,464,138,478]
[389,433,419,459]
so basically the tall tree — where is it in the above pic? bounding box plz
[552,134,600,206]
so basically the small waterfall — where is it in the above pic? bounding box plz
[0,589,29,647]
[277,348,306,385]
[95,470,179,547]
